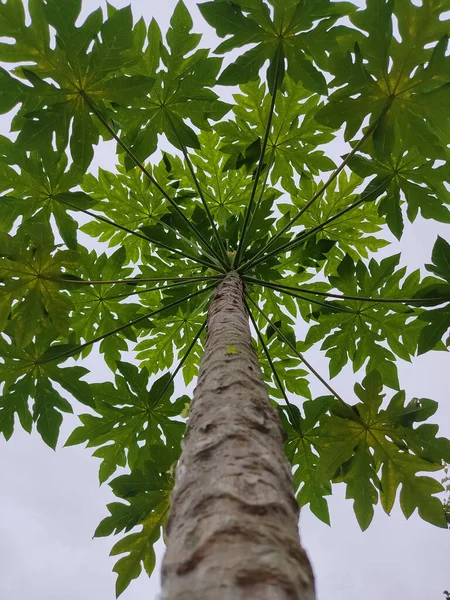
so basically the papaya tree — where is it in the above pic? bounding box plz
[1,0,450,598]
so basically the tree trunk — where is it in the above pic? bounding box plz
[162,271,315,600]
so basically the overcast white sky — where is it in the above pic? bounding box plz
[0,1,449,599]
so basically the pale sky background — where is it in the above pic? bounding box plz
[0,1,449,600]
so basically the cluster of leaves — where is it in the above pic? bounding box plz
[65,361,187,485]
[303,254,426,390]
[1,0,450,596]
[280,370,450,530]
[0,329,94,449]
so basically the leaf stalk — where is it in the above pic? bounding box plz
[234,46,283,267]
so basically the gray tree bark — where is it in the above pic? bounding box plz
[162,271,315,600]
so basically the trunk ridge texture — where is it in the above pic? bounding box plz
[162,271,315,600]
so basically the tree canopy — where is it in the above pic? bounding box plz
[0,0,449,596]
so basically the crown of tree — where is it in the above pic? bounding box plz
[0,0,449,597]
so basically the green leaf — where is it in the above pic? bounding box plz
[284,45,327,95]
[217,77,335,190]
[303,254,429,388]
[344,444,379,531]
[117,1,230,166]
[429,236,450,282]
[135,297,206,384]
[0,377,33,441]
[218,43,270,86]
[94,450,172,596]
[416,237,450,353]
[418,307,450,355]
[0,230,78,346]
[89,75,155,104]
[349,141,450,235]
[282,170,389,275]
[0,1,143,172]
[65,362,186,482]
[313,372,449,529]
[201,0,352,91]
[111,497,168,597]
[0,66,30,114]
[34,379,73,449]
[319,0,450,159]
[70,103,98,172]
[42,0,82,32]
[279,397,332,525]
